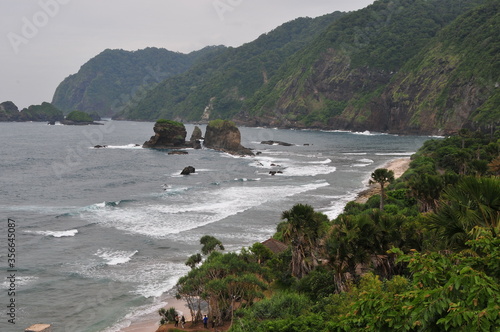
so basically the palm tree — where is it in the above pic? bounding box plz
[369,168,395,211]
[200,235,225,255]
[281,204,327,279]
[427,176,500,249]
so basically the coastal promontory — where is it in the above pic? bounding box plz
[203,119,253,156]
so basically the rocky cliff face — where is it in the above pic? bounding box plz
[237,0,495,135]
[143,120,189,148]
[204,120,253,156]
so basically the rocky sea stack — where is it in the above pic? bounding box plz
[203,120,253,156]
[143,119,188,149]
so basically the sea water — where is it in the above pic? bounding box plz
[0,121,432,332]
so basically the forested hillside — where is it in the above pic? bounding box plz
[240,0,494,135]
[51,46,224,116]
[112,12,345,121]
[51,0,497,135]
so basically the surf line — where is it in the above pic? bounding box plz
[6,218,17,324]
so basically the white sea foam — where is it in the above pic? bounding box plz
[351,130,377,136]
[343,152,367,155]
[309,158,332,164]
[25,229,78,238]
[1,276,38,289]
[251,153,335,177]
[320,191,361,219]
[95,249,138,266]
[94,144,143,149]
[100,301,167,332]
[375,152,415,156]
[83,182,329,238]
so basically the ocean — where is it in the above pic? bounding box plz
[0,121,432,332]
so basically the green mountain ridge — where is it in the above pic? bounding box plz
[239,0,495,135]
[51,0,498,135]
[51,46,225,116]
[112,12,345,121]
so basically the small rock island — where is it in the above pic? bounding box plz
[143,119,200,149]
[203,120,253,156]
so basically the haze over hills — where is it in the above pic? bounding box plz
[50,0,498,135]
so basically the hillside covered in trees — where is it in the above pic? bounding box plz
[111,12,345,121]
[238,0,497,135]
[51,46,225,117]
[172,130,499,331]
[51,0,497,134]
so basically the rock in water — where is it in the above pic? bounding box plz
[203,120,253,156]
[143,119,188,149]
[190,126,203,141]
[180,166,195,175]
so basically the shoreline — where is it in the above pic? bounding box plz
[120,297,190,332]
[354,157,411,204]
[117,157,412,332]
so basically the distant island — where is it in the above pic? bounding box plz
[0,101,101,125]
[0,101,63,122]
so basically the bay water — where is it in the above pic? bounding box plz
[0,121,431,332]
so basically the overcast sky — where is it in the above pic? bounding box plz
[1,0,374,109]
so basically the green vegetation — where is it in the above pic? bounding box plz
[52,46,225,116]
[155,119,184,127]
[207,119,235,129]
[52,0,496,135]
[18,102,64,122]
[172,131,500,331]
[246,0,493,132]
[369,168,395,211]
[114,13,345,121]
[65,110,93,122]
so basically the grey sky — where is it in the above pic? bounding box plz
[1,0,374,109]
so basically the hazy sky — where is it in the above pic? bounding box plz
[1,0,374,109]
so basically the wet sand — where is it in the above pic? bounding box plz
[120,297,190,332]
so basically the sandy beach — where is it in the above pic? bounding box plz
[355,157,411,203]
[120,297,191,332]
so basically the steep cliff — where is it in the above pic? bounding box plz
[239,0,494,135]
